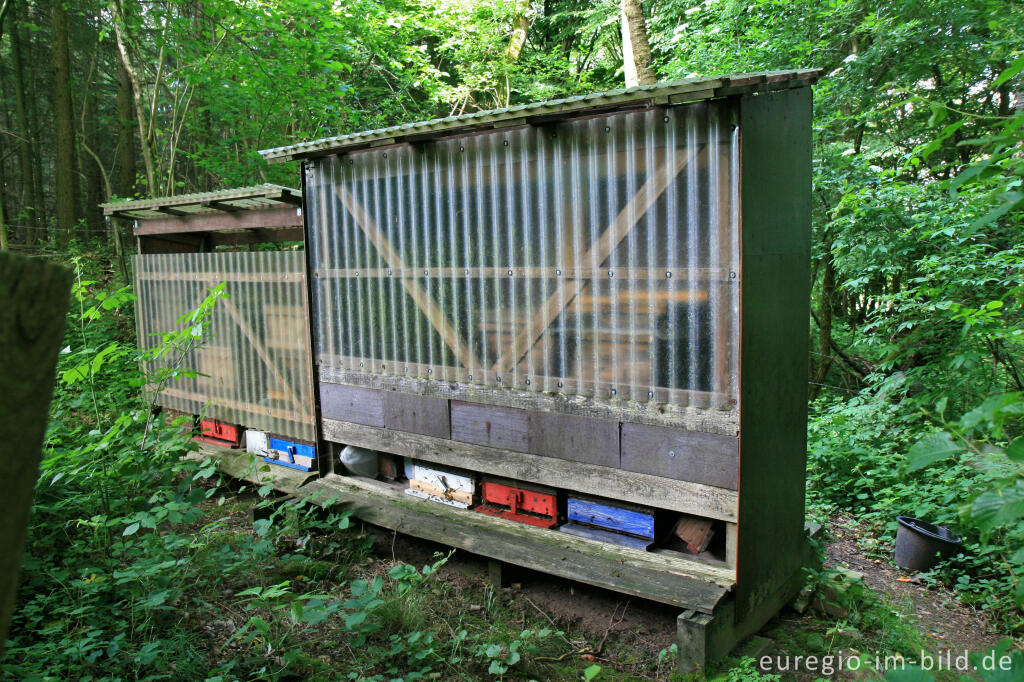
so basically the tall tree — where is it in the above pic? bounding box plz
[620,0,656,86]
[10,9,40,240]
[116,61,136,198]
[51,0,77,243]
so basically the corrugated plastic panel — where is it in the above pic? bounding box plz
[134,251,316,441]
[308,99,739,412]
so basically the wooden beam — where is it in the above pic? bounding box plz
[336,186,483,370]
[155,206,190,217]
[274,189,303,206]
[200,200,242,212]
[302,473,734,611]
[321,417,739,521]
[158,386,313,426]
[134,205,302,236]
[490,144,703,375]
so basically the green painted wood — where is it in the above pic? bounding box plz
[735,87,813,619]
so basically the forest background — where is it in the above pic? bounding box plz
[0,0,1023,679]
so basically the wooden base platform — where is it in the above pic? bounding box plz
[188,442,815,672]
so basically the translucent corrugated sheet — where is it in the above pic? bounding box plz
[134,251,316,440]
[307,100,739,411]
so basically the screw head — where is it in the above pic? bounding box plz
[669,450,676,458]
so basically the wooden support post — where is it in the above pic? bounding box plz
[0,253,72,654]
[676,604,732,673]
[487,558,514,589]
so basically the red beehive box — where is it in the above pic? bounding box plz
[196,418,242,447]
[475,479,558,528]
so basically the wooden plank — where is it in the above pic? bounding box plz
[322,368,739,437]
[620,422,739,490]
[528,411,619,468]
[567,497,654,538]
[451,401,530,452]
[187,442,316,495]
[319,383,385,427]
[335,186,483,370]
[300,473,734,611]
[734,87,813,617]
[725,522,738,570]
[321,417,738,521]
[133,205,302,236]
[314,267,732,282]
[137,271,302,283]
[490,145,703,375]
[383,392,451,439]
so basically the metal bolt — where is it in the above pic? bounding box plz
[605,126,611,133]
[468,374,473,380]
[508,269,513,276]
[360,362,364,367]
[557,381,563,388]
[729,271,737,279]
[608,270,614,278]
[648,391,654,398]
[556,269,562,276]
[428,368,433,374]
[610,388,617,396]
[666,271,672,278]
[664,116,670,123]
[525,379,531,386]
[496,376,502,383]
[460,146,465,152]
[504,140,509,147]
[383,152,388,158]
[669,450,676,458]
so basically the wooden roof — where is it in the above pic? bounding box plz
[100,184,301,220]
[259,70,821,163]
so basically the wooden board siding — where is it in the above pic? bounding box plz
[527,412,620,468]
[319,383,384,426]
[452,401,618,467]
[620,423,738,490]
[384,392,451,439]
[735,87,812,618]
[321,417,739,522]
[451,401,530,452]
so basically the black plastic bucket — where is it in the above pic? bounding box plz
[894,516,963,572]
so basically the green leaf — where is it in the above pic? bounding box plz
[992,56,1024,90]
[906,431,961,471]
[1005,438,1024,462]
[583,664,602,681]
[970,481,1024,533]
[885,668,935,682]
[122,522,140,536]
[345,611,367,629]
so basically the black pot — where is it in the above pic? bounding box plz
[894,516,963,572]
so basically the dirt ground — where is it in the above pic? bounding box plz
[365,513,1012,678]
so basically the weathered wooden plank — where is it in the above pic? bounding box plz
[528,411,619,468]
[321,417,738,521]
[300,473,734,611]
[383,392,451,439]
[188,442,316,495]
[620,422,739,490]
[319,383,385,426]
[133,205,302,236]
[567,497,654,538]
[322,368,739,437]
[451,401,530,452]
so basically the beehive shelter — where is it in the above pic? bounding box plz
[103,185,316,443]
[249,70,810,668]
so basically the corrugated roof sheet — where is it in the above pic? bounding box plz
[101,184,301,219]
[258,70,821,163]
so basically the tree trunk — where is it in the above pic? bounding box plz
[10,12,39,241]
[620,0,656,87]
[504,0,531,61]
[0,252,72,656]
[52,0,77,244]
[117,61,137,198]
[809,236,836,401]
[113,2,158,194]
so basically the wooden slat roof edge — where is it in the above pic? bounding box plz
[259,69,822,164]
[100,183,302,217]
